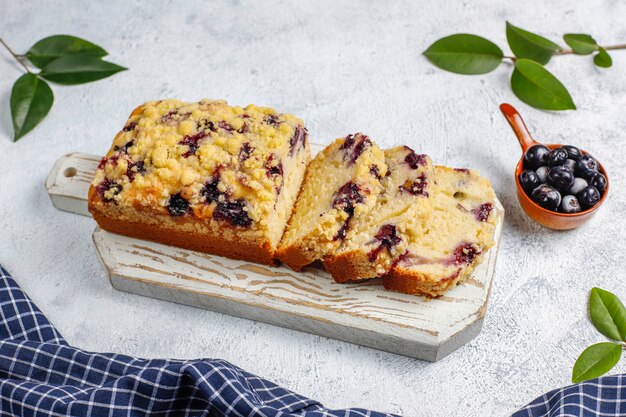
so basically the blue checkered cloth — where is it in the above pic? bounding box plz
[512,374,626,417]
[0,265,395,417]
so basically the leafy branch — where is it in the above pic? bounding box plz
[1,35,127,141]
[572,288,626,383]
[423,22,625,111]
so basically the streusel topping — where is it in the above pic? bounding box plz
[91,99,307,230]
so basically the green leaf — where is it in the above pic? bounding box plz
[10,73,54,141]
[594,48,613,68]
[511,59,576,110]
[39,55,127,85]
[506,22,561,64]
[26,35,107,68]
[589,288,626,341]
[563,34,598,55]
[423,34,503,75]
[572,342,622,383]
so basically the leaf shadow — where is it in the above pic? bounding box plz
[0,88,13,141]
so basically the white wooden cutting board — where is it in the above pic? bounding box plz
[46,146,504,362]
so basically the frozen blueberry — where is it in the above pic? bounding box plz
[239,142,254,162]
[578,186,601,210]
[547,165,575,192]
[179,131,209,157]
[536,166,550,184]
[546,148,568,166]
[368,224,401,262]
[564,159,576,172]
[524,145,550,169]
[201,176,222,203]
[404,148,428,169]
[332,181,364,240]
[474,203,494,222]
[531,184,561,211]
[289,125,307,156]
[589,173,607,194]
[369,164,382,180]
[213,199,252,227]
[562,145,582,161]
[452,243,481,265]
[560,195,581,213]
[401,173,429,197]
[218,120,234,131]
[168,193,191,216]
[568,177,588,195]
[575,155,598,179]
[264,114,281,126]
[96,178,122,203]
[519,170,540,194]
[340,134,371,165]
[332,182,364,214]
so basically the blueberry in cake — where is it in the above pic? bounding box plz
[324,146,435,282]
[383,166,498,297]
[88,99,310,265]
[276,133,387,271]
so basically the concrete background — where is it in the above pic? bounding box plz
[1,1,625,415]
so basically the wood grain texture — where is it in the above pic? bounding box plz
[45,153,100,216]
[47,151,503,361]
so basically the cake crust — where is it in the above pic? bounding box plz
[88,187,277,265]
[322,249,376,283]
[383,256,483,297]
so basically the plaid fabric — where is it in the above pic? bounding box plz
[512,375,626,417]
[0,265,395,417]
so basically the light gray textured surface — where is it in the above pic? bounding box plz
[1,1,625,416]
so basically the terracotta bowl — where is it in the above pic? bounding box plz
[500,103,609,230]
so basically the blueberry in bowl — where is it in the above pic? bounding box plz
[560,195,581,213]
[519,170,540,194]
[590,173,607,193]
[547,165,575,192]
[546,147,569,167]
[531,184,561,211]
[501,103,609,230]
[575,155,599,180]
[524,144,550,169]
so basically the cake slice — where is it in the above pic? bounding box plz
[88,99,310,265]
[383,166,499,297]
[276,134,387,271]
[324,146,435,282]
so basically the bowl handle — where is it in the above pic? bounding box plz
[500,103,538,152]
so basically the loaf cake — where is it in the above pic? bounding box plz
[88,99,310,265]
[383,166,498,297]
[276,134,387,271]
[324,146,436,282]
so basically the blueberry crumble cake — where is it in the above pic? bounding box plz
[383,166,498,297]
[276,133,387,271]
[88,99,310,265]
[324,146,436,282]
[88,100,500,296]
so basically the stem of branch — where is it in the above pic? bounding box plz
[0,37,30,73]
[503,56,517,62]
[603,43,626,51]
[555,43,626,55]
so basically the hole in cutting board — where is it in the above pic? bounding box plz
[63,167,77,178]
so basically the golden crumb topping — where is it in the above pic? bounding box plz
[91,99,307,230]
